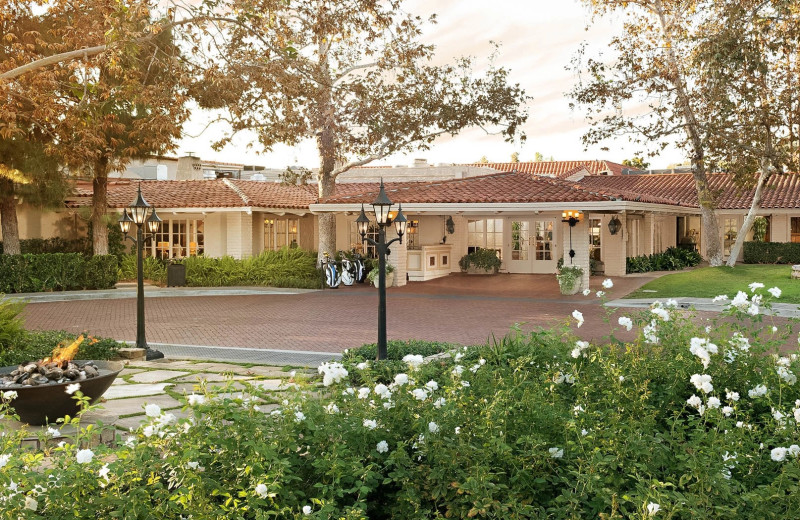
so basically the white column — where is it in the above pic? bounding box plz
[562,217,591,289]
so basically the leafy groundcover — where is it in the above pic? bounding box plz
[2,282,800,518]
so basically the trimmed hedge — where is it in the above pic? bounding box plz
[0,237,90,255]
[118,248,324,289]
[0,254,118,293]
[626,246,702,273]
[742,241,800,264]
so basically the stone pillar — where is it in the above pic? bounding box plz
[448,215,468,273]
[176,155,202,180]
[604,213,628,277]
[562,217,591,290]
[226,212,253,259]
[386,226,408,287]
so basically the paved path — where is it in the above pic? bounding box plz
[20,274,662,356]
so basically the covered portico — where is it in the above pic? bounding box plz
[313,171,700,289]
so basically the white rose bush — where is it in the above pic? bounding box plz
[1,285,800,518]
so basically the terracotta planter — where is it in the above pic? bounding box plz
[373,274,395,288]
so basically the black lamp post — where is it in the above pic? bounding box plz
[118,183,164,361]
[561,210,582,264]
[356,179,407,360]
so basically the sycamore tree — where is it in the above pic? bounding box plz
[191,0,528,260]
[0,1,190,255]
[570,0,725,266]
[692,0,800,266]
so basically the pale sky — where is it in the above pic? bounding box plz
[175,0,687,169]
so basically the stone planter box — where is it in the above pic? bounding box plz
[373,274,395,288]
[558,279,583,295]
[465,266,498,275]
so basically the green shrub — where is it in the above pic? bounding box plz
[0,330,122,367]
[627,246,702,273]
[0,254,118,293]
[155,248,324,288]
[118,254,168,285]
[343,339,461,362]
[3,287,799,518]
[0,296,25,351]
[458,247,501,272]
[743,241,800,264]
[82,255,119,289]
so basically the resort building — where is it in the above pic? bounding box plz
[5,160,799,289]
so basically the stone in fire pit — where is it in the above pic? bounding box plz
[1,360,102,387]
[0,360,124,426]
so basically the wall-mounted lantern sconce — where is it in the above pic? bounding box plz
[561,210,582,263]
[608,216,622,236]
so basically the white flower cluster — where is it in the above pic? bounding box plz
[571,340,590,359]
[776,357,797,385]
[771,445,800,462]
[689,337,718,369]
[548,447,563,459]
[618,316,633,331]
[1,390,18,401]
[76,449,94,464]
[572,310,584,328]
[402,354,425,370]
[725,333,750,363]
[318,362,349,387]
[690,374,713,394]
[602,278,614,289]
[748,384,768,398]
[555,372,576,385]
[643,321,659,344]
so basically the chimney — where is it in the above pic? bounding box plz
[413,158,428,168]
[176,154,202,180]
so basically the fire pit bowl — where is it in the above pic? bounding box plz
[0,360,124,425]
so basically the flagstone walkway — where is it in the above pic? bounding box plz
[7,359,315,444]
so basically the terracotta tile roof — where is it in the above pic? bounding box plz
[320,172,626,205]
[579,173,800,209]
[462,160,645,177]
[65,179,313,210]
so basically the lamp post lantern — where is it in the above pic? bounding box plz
[561,210,582,263]
[119,183,164,360]
[357,180,407,360]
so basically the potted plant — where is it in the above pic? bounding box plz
[459,248,501,274]
[367,263,395,288]
[556,265,584,295]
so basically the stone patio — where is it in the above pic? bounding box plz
[3,358,316,445]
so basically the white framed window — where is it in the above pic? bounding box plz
[265,217,299,251]
[149,218,204,259]
[468,219,503,259]
[350,221,379,258]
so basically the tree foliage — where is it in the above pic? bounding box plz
[0,1,191,255]
[190,0,529,258]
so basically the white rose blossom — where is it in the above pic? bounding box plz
[768,287,782,298]
[76,449,94,464]
[572,310,584,328]
[602,278,614,289]
[548,447,564,459]
[618,316,633,331]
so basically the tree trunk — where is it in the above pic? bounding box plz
[726,160,771,267]
[0,178,21,255]
[654,0,723,266]
[92,159,110,256]
[694,173,723,266]
[316,129,337,265]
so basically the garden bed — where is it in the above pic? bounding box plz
[2,285,798,517]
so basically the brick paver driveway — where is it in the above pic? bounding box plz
[22,274,660,353]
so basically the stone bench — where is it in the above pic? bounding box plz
[792,265,800,279]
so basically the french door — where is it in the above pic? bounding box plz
[507,219,557,273]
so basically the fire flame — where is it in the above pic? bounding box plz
[42,335,84,365]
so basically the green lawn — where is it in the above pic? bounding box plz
[625,264,800,303]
